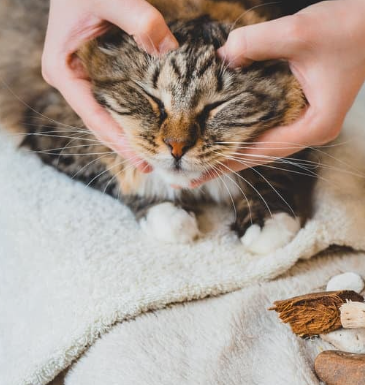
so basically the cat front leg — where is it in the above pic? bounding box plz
[125,196,200,244]
[231,172,301,255]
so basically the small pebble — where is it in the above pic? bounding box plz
[321,329,365,354]
[326,272,364,293]
[315,351,365,385]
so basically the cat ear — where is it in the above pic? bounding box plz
[76,29,153,83]
[98,46,118,57]
[76,41,99,79]
[76,40,121,81]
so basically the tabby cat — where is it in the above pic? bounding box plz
[0,0,313,254]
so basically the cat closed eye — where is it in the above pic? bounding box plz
[140,87,167,123]
[156,100,167,122]
[198,99,230,123]
[203,99,230,113]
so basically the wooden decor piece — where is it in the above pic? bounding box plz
[315,351,365,385]
[269,290,364,337]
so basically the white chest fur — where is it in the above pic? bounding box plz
[135,169,243,204]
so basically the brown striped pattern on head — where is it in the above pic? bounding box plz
[78,13,306,177]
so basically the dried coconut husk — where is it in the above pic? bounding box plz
[269,291,364,337]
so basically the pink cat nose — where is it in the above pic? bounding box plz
[163,138,195,160]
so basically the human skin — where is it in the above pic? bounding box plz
[42,0,178,172]
[43,0,365,182]
[192,0,365,187]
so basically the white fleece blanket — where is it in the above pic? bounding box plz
[1,91,365,385]
[64,250,365,385]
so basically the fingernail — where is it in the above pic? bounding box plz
[217,47,253,68]
[217,46,227,60]
[139,162,153,173]
[133,35,144,49]
[189,180,200,189]
[217,46,237,68]
[158,35,179,55]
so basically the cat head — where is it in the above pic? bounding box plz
[78,17,305,184]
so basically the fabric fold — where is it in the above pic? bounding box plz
[1,94,365,385]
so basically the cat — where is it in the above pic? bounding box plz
[0,0,313,254]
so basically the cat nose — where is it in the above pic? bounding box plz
[163,138,195,160]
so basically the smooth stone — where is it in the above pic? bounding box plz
[326,272,364,293]
[321,329,365,354]
[315,350,365,385]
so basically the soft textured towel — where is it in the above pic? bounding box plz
[1,92,365,385]
[64,250,365,385]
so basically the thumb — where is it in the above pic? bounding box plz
[218,15,308,67]
[97,0,178,55]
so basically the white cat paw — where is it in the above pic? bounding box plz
[140,202,200,244]
[240,213,300,255]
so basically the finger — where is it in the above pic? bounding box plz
[189,126,306,189]
[217,14,311,67]
[231,72,348,164]
[190,160,243,188]
[226,109,338,165]
[190,105,344,188]
[57,73,152,173]
[42,16,109,85]
[96,0,179,54]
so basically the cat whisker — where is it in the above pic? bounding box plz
[0,79,149,149]
[103,157,145,195]
[214,139,356,149]
[224,156,318,178]
[53,127,142,164]
[211,162,253,224]
[223,151,320,174]
[244,162,296,217]
[229,2,283,33]
[226,152,319,171]
[26,149,115,157]
[214,153,340,191]
[213,152,296,217]
[0,78,91,132]
[214,139,361,156]
[13,122,90,134]
[207,162,238,220]
[216,137,365,177]
[23,118,89,132]
[86,155,140,188]
[12,131,148,153]
[196,164,214,198]
[225,151,365,179]
[219,2,282,68]
[104,167,127,198]
[116,157,149,200]
[40,144,109,151]
[214,159,272,219]
[13,132,104,143]
[218,151,324,179]
[72,153,112,180]
[56,137,100,166]
[143,34,161,59]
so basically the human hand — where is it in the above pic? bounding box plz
[192,0,365,187]
[42,0,178,172]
